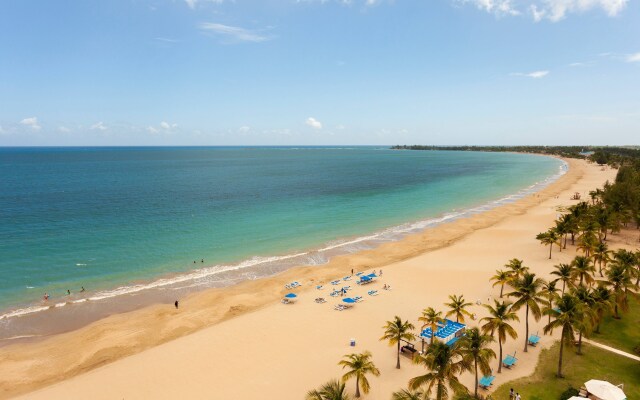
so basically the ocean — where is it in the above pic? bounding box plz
[0,147,565,338]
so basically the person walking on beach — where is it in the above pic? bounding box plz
[509,388,515,399]
[515,393,521,400]
[43,293,49,301]
[175,300,179,309]
[351,268,354,275]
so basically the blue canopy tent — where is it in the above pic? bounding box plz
[342,298,356,304]
[285,293,297,299]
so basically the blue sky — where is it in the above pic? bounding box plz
[0,0,638,146]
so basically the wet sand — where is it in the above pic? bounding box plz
[1,158,617,399]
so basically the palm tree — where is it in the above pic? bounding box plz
[540,280,559,325]
[391,388,424,400]
[505,258,528,280]
[571,255,595,287]
[577,232,598,257]
[380,316,416,369]
[490,270,510,298]
[590,285,614,334]
[459,327,496,398]
[445,294,473,323]
[555,218,570,249]
[537,229,560,259]
[543,294,582,378]
[507,272,545,352]
[480,300,519,374]
[592,241,612,277]
[418,307,443,348]
[606,263,636,319]
[307,379,351,400]
[551,263,573,294]
[410,341,470,400]
[338,351,380,398]
[571,286,595,355]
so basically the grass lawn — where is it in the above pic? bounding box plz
[589,296,640,354]
[491,342,640,400]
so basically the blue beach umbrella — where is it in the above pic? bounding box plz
[360,276,372,282]
[285,293,297,299]
[342,298,356,304]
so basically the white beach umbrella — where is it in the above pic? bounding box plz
[584,380,627,400]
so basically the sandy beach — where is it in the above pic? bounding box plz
[1,158,619,399]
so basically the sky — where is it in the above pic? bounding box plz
[0,0,639,146]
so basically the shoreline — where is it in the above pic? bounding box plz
[0,158,614,399]
[0,155,566,344]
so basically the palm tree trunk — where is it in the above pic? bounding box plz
[524,303,529,352]
[562,281,566,295]
[564,234,567,249]
[474,359,478,399]
[498,340,503,373]
[577,331,583,355]
[396,341,401,369]
[549,243,553,259]
[355,375,360,398]
[500,284,504,298]
[557,328,565,378]
[599,260,603,277]
[548,299,552,325]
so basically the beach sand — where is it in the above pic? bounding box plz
[1,158,618,399]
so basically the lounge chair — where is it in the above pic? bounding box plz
[281,298,291,304]
[528,333,541,346]
[479,375,495,389]
[316,285,323,290]
[368,290,378,296]
[502,353,517,369]
[315,298,326,304]
[330,290,340,297]
[354,296,363,302]
[331,280,340,285]
[343,276,351,281]
[356,272,364,276]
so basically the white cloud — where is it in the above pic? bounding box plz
[155,37,179,43]
[238,125,251,133]
[458,0,628,21]
[510,70,550,78]
[627,53,640,63]
[458,0,520,16]
[57,126,71,133]
[90,121,108,131]
[305,117,322,129]
[146,126,159,134]
[160,121,178,130]
[20,117,41,131]
[184,0,224,9]
[199,23,272,43]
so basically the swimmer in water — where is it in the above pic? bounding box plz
[67,289,71,295]
[80,286,85,292]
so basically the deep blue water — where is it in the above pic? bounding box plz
[0,147,563,315]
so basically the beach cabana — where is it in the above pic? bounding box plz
[479,375,495,389]
[528,332,541,346]
[502,352,517,369]
[584,380,627,400]
[420,319,466,346]
[342,297,356,304]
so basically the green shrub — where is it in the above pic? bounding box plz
[559,386,579,400]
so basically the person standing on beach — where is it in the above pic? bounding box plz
[175,300,179,309]
[43,293,49,301]
[515,393,521,400]
[509,388,515,399]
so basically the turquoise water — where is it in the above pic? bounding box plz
[0,147,564,318]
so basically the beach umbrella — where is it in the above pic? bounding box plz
[360,275,372,282]
[367,273,377,278]
[584,380,626,400]
[285,293,297,299]
[342,298,356,304]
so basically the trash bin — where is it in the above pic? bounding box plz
[350,338,356,347]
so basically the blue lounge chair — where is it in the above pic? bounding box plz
[368,290,378,296]
[528,333,541,346]
[331,280,340,285]
[479,375,495,389]
[503,352,517,369]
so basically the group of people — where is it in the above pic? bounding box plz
[42,286,86,301]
